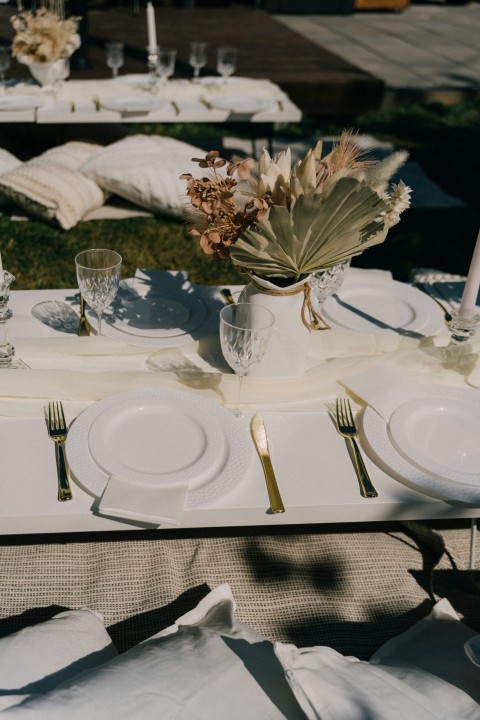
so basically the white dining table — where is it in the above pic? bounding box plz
[0,270,479,538]
[0,76,301,124]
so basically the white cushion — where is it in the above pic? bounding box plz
[0,149,21,175]
[0,141,106,229]
[274,597,480,720]
[79,134,207,219]
[0,608,117,709]
[0,584,303,719]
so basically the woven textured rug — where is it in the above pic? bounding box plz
[0,521,479,659]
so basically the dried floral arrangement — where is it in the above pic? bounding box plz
[181,132,411,284]
[10,2,80,64]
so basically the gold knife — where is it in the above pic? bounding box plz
[250,414,285,513]
[220,288,236,305]
[78,294,91,336]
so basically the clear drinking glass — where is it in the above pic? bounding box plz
[156,48,177,86]
[105,42,124,79]
[189,41,208,81]
[0,46,10,87]
[216,47,237,84]
[310,259,351,305]
[220,302,275,417]
[75,249,122,336]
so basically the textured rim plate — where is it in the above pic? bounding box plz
[388,396,480,484]
[322,281,444,336]
[103,288,209,339]
[0,94,44,110]
[208,95,276,114]
[100,96,169,112]
[65,388,252,508]
[361,385,480,503]
[88,393,227,488]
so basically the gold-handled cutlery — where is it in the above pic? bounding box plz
[78,293,91,336]
[335,397,378,499]
[250,414,285,513]
[171,100,180,116]
[220,288,236,305]
[413,282,452,324]
[46,401,73,502]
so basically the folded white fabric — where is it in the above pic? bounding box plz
[343,267,393,287]
[341,363,419,421]
[98,474,187,526]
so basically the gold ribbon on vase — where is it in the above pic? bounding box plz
[249,276,330,331]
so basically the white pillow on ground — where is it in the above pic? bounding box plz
[0,149,21,175]
[79,134,207,219]
[0,584,303,719]
[0,141,106,229]
[0,608,117,709]
[274,597,480,720]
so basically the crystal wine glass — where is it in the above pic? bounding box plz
[189,41,208,81]
[309,259,351,305]
[220,302,275,417]
[156,48,177,87]
[75,249,122,336]
[105,42,124,79]
[0,46,10,87]
[216,47,238,84]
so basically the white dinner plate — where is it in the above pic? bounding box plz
[100,95,169,112]
[88,394,227,489]
[208,95,276,114]
[0,94,44,111]
[103,285,209,339]
[361,385,480,503]
[92,282,218,347]
[65,388,252,508]
[388,396,480,485]
[322,280,444,336]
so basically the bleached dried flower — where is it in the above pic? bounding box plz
[10,7,80,63]
[383,180,412,227]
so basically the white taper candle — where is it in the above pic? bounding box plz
[459,227,480,320]
[146,2,157,54]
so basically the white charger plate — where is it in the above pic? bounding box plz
[361,385,480,504]
[100,95,169,112]
[0,94,44,111]
[88,394,227,489]
[388,396,480,485]
[208,95,276,114]
[65,388,252,509]
[322,281,444,336]
[91,282,218,347]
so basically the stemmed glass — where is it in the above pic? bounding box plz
[189,41,208,81]
[216,47,238,84]
[105,42,124,79]
[156,48,177,87]
[0,46,10,87]
[75,249,122,336]
[220,303,275,417]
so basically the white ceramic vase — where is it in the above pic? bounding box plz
[239,274,312,378]
[28,59,69,87]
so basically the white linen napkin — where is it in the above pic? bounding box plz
[341,363,419,421]
[343,267,393,287]
[98,475,188,526]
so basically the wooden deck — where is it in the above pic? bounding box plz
[0,3,385,116]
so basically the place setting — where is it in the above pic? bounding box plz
[342,363,480,505]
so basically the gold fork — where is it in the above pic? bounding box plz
[47,401,73,502]
[335,397,378,498]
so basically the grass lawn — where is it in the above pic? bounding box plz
[1,99,479,289]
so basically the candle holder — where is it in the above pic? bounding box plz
[0,271,28,370]
[147,48,159,90]
[447,311,480,344]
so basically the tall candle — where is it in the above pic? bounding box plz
[0,250,3,284]
[459,227,480,320]
[146,2,157,54]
